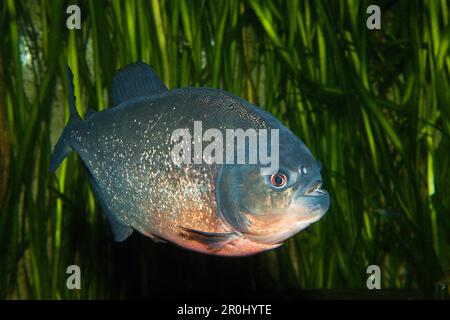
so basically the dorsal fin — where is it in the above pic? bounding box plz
[111,62,168,106]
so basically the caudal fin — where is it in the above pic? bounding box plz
[49,67,81,172]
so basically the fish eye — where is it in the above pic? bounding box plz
[270,172,288,189]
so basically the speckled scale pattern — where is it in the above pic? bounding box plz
[71,88,274,241]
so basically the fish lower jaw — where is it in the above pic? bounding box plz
[297,212,325,225]
[304,188,328,197]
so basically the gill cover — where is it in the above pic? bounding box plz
[216,164,253,234]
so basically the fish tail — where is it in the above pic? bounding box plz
[49,67,81,172]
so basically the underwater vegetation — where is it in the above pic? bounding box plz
[0,0,449,299]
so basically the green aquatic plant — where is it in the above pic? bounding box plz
[0,0,449,299]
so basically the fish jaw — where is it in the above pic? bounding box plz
[236,190,330,246]
[288,188,330,222]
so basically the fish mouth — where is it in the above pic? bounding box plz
[240,183,330,246]
[303,181,328,197]
[289,180,330,221]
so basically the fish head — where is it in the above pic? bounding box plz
[216,128,330,245]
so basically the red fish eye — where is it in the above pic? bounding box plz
[270,172,287,188]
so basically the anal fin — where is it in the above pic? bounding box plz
[86,171,133,242]
[111,220,133,242]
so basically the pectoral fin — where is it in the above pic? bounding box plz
[178,227,238,251]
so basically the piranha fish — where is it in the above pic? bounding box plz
[50,62,329,256]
